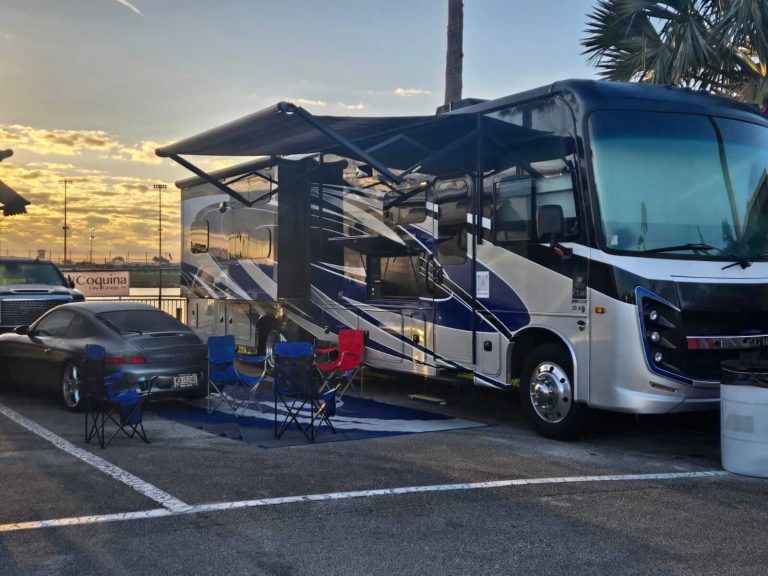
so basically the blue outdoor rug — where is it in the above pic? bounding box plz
[151,393,486,448]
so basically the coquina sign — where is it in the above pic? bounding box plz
[73,271,130,297]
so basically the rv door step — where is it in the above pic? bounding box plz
[408,394,447,406]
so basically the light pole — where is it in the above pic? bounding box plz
[153,184,167,309]
[59,178,73,264]
[89,227,95,264]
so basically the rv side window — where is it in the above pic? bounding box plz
[483,96,580,245]
[495,177,532,243]
[366,255,425,300]
[248,228,272,259]
[435,179,469,265]
[191,221,209,254]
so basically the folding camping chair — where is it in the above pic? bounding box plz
[207,335,269,414]
[315,329,365,400]
[272,341,337,443]
[84,344,152,448]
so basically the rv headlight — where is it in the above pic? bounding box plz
[649,309,659,322]
[653,351,663,363]
[650,331,661,343]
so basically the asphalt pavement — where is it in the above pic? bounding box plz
[0,374,766,576]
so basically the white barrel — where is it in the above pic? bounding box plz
[721,380,768,478]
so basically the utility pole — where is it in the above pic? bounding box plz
[153,184,167,309]
[444,0,464,106]
[89,227,95,263]
[59,179,73,264]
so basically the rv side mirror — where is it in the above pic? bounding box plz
[537,205,572,258]
[537,205,564,240]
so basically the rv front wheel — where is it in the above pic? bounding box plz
[520,343,586,439]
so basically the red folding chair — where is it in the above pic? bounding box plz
[315,329,365,400]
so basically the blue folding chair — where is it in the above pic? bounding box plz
[272,341,338,442]
[207,335,269,414]
[84,344,152,448]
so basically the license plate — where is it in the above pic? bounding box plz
[173,373,198,388]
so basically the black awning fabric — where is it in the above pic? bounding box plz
[156,103,439,159]
[157,102,572,179]
[0,178,30,216]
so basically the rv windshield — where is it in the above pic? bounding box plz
[590,110,768,259]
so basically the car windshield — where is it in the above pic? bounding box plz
[0,261,66,286]
[96,310,189,334]
[590,110,768,258]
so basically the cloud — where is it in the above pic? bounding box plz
[0,124,167,165]
[0,125,120,156]
[291,98,327,107]
[115,0,144,17]
[110,140,165,164]
[339,102,366,110]
[394,87,432,97]
[0,160,180,261]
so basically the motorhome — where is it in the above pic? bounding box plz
[158,79,768,438]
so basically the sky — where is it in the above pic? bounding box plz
[0,0,597,262]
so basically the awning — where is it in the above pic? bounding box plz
[156,103,439,159]
[0,178,30,216]
[158,101,572,195]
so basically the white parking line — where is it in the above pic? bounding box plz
[0,470,727,533]
[0,402,189,512]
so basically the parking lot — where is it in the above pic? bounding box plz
[0,375,766,576]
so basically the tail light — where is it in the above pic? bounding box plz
[106,355,147,365]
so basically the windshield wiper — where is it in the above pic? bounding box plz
[641,243,752,270]
[641,243,719,255]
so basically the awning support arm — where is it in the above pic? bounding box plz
[168,154,255,206]
[279,103,403,186]
[397,129,478,180]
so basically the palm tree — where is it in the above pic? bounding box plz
[444,0,463,105]
[582,0,768,111]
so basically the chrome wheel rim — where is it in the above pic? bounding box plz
[529,361,571,424]
[62,364,80,409]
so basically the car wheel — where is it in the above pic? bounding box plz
[61,362,83,411]
[519,343,586,440]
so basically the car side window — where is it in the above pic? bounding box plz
[65,314,96,339]
[34,310,75,337]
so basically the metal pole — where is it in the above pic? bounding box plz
[153,184,167,309]
[89,227,95,263]
[59,179,73,264]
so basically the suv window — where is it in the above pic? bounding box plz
[35,310,75,337]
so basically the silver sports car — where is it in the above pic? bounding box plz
[0,301,207,410]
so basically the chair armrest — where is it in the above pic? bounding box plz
[315,346,338,354]
[236,354,268,365]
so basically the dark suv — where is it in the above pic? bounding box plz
[0,258,85,332]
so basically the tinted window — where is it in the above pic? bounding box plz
[191,221,209,254]
[97,310,189,334]
[66,314,96,338]
[0,262,65,286]
[35,310,75,337]
[435,179,469,265]
[483,97,580,246]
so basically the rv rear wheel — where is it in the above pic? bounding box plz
[520,343,586,439]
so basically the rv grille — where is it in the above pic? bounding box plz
[0,299,70,327]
